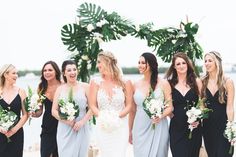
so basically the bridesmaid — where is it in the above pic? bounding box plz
[165,52,202,157]
[129,52,173,157]
[0,64,28,157]
[51,60,92,157]
[31,61,61,157]
[202,51,234,157]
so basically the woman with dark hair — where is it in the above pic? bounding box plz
[202,51,234,157]
[129,52,173,157]
[165,52,202,157]
[52,60,92,157]
[31,61,61,157]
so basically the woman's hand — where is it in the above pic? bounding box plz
[190,121,199,129]
[73,120,84,131]
[152,116,162,124]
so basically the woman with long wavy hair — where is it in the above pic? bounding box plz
[202,51,234,157]
[129,52,173,157]
[165,52,202,157]
[89,51,133,157]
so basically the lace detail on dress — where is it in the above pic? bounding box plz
[97,86,125,111]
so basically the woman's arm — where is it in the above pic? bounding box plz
[226,78,235,122]
[119,80,133,118]
[88,79,99,117]
[161,79,173,118]
[6,88,28,137]
[196,77,203,96]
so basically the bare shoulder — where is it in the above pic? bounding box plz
[158,77,170,88]
[225,76,234,87]
[18,87,27,100]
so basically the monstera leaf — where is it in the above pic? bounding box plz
[77,2,107,27]
[61,2,204,81]
[61,23,88,52]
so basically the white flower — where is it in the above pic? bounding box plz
[97,110,122,133]
[87,24,95,32]
[81,55,89,61]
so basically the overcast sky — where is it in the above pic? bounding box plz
[0,0,235,70]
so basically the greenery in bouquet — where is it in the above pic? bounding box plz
[25,86,46,125]
[0,105,18,142]
[58,88,80,121]
[224,120,236,155]
[185,98,213,139]
[143,88,169,129]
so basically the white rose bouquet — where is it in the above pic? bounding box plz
[186,98,213,139]
[25,86,45,125]
[0,105,18,142]
[97,109,122,133]
[224,120,236,155]
[143,88,169,129]
[58,88,79,121]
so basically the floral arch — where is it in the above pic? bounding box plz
[61,2,203,82]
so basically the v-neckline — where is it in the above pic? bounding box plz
[174,88,191,97]
[207,88,218,97]
[2,94,19,105]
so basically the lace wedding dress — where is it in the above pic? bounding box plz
[95,78,128,157]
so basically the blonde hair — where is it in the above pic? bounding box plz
[98,51,125,89]
[0,64,15,88]
[201,51,226,103]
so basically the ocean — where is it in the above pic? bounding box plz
[18,73,236,157]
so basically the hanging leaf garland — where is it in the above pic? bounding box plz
[61,2,203,82]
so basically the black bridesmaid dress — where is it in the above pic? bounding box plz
[40,97,58,157]
[203,88,232,157]
[170,88,202,157]
[0,94,24,157]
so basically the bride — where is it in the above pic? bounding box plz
[89,51,133,157]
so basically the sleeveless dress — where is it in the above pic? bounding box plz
[95,78,129,157]
[40,97,58,157]
[169,88,202,157]
[56,87,90,157]
[132,87,169,157]
[203,88,232,157]
[0,94,24,157]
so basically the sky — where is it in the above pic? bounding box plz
[0,0,235,70]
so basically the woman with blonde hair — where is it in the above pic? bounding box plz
[89,51,133,157]
[0,64,28,157]
[202,51,234,157]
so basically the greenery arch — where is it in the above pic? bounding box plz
[61,2,203,82]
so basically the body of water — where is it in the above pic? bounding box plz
[18,73,236,157]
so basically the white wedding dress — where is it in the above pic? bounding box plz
[95,78,128,157]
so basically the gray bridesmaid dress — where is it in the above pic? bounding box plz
[56,88,90,157]
[132,87,169,157]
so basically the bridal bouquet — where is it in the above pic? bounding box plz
[143,88,169,129]
[97,109,122,133]
[186,98,212,139]
[0,105,18,142]
[58,88,79,121]
[25,86,46,125]
[224,120,236,154]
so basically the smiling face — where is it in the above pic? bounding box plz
[174,57,188,75]
[43,63,56,81]
[4,67,18,85]
[204,54,217,73]
[138,56,149,74]
[64,64,78,83]
[96,56,107,75]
